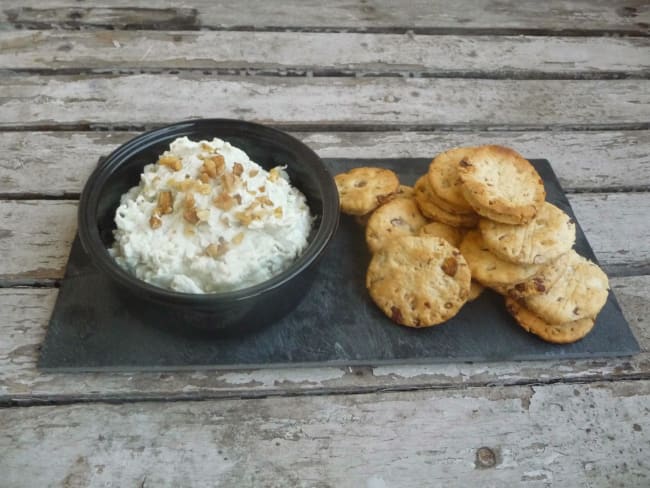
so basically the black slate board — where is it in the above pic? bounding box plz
[39,159,640,372]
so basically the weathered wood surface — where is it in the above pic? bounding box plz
[0,275,647,402]
[2,0,649,34]
[1,74,649,129]
[2,131,650,196]
[2,193,648,284]
[1,381,649,487]
[2,30,649,77]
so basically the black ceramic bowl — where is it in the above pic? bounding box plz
[78,119,339,335]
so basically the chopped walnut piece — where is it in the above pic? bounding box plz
[196,209,210,222]
[201,157,220,179]
[158,155,182,171]
[248,169,259,177]
[256,195,274,207]
[232,232,245,245]
[200,142,213,152]
[273,207,283,218]
[233,194,242,204]
[268,167,280,182]
[156,190,174,215]
[149,215,162,229]
[221,172,236,193]
[183,193,199,224]
[205,237,228,258]
[213,192,236,211]
[258,185,266,193]
[198,173,210,184]
[233,162,244,177]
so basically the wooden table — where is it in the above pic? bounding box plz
[1,1,649,486]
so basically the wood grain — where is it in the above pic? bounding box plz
[2,131,650,196]
[0,273,648,403]
[1,74,649,129]
[1,192,648,284]
[1,381,649,487]
[2,0,649,34]
[2,30,648,76]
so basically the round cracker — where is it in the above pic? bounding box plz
[505,297,595,344]
[458,145,546,224]
[414,176,478,228]
[505,251,571,299]
[335,167,400,216]
[468,280,485,301]
[523,250,609,324]
[428,147,476,213]
[479,202,576,264]
[366,236,471,327]
[366,198,428,253]
[417,221,464,248]
[459,230,544,287]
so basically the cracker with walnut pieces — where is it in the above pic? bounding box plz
[335,167,400,216]
[427,147,477,214]
[459,230,546,290]
[479,202,575,265]
[524,250,609,324]
[366,236,471,328]
[414,176,478,228]
[505,297,595,344]
[458,145,545,224]
[365,198,428,253]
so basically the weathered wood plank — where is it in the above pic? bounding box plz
[1,381,649,487]
[1,193,648,284]
[0,273,648,402]
[2,30,649,76]
[1,74,649,129]
[2,131,650,196]
[2,1,649,34]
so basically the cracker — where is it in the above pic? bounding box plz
[468,280,485,301]
[459,230,544,288]
[366,236,471,327]
[365,198,428,253]
[414,176,478,228]
[458,145,546,224]
[505,251,571,299]
[505,297,595,344]
[427,147,476,214]
[523,250,609,324]
[479,202,576,264]
[417,221,464,248]
[335,167,400,216]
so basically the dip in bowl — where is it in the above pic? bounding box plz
[78,119,339,335]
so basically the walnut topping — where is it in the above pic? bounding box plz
[256,195,274,207]
[200,155,225,181]
[205,237,228,258]
[196,209,210,222]
[183,193,199,224]
[158,155,182,171]
[441,257,458,277]
[200,142,213,152]
[268,167,281,182]
[232,232,245,245]
[233,194,242,204]
[149,215,162,229]
[233,162,244,177]
[273,207,283,218]
[156,191,174,215]
[248,169,259,177]
[221,172,236,193]
[198,173,210,184]
[213,192,237,211]
[168,178,211,195]
[258,185,266,193]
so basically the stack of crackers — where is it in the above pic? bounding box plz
[334,145,610,344]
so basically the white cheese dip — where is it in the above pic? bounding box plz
[110,137,313,293]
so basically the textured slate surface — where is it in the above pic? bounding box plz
[39,159,640,372]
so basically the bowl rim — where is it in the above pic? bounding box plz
[78,118,339,305]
